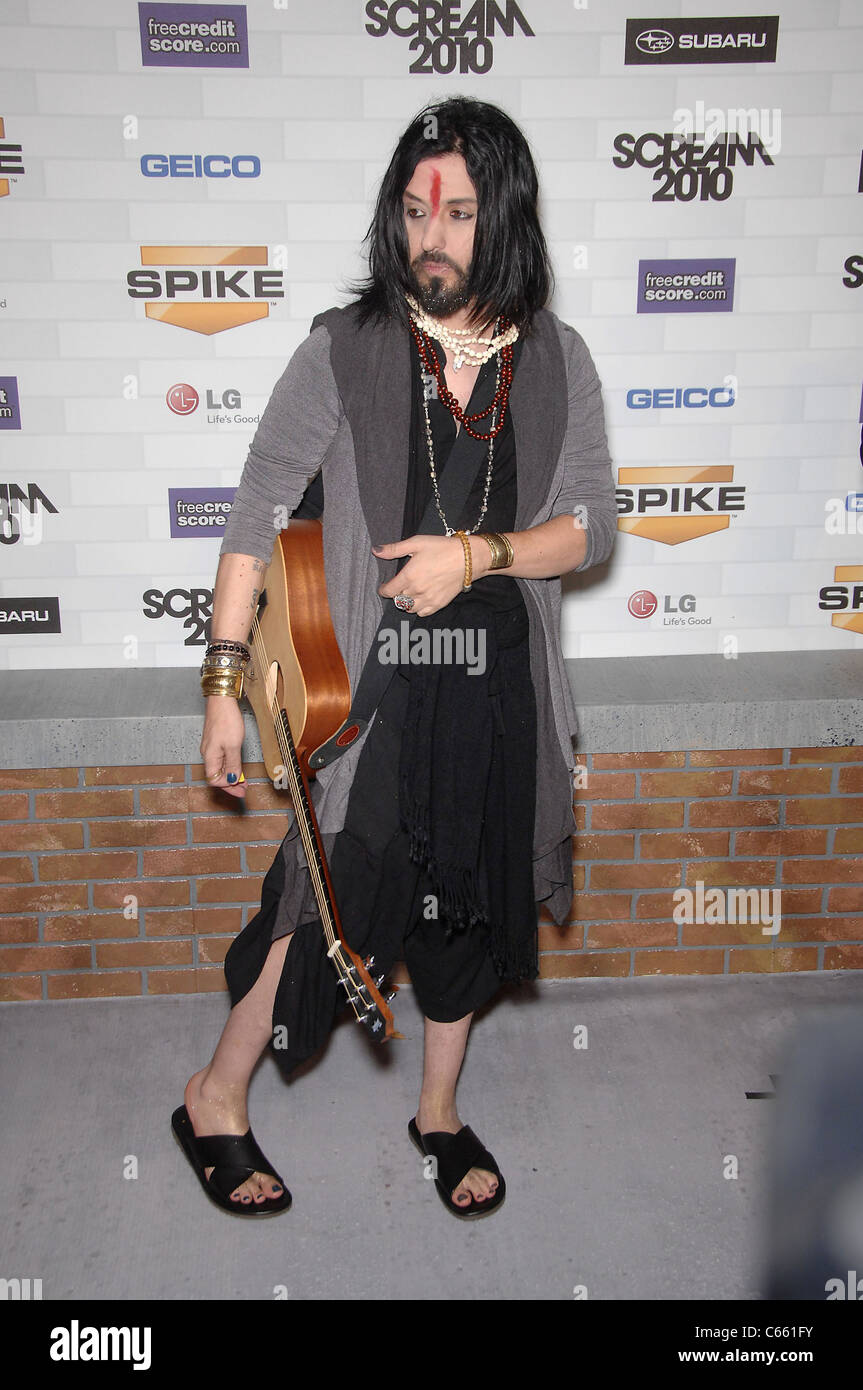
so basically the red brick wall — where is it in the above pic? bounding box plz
[1,746,862,1001]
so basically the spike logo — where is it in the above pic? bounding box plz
[0,117,25,198]
[818,566,863,635]
[616,465,745,544]
[126,246,284,335]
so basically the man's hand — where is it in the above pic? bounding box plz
[373,534,489,617]
[200,696,247,800]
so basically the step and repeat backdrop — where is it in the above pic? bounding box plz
[0,0,861,668]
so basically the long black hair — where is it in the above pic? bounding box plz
[351,97,553,331]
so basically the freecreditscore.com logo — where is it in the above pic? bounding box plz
[127,246,284,335]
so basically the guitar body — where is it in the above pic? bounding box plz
[240,517,401,1043]
[242,520,351,781]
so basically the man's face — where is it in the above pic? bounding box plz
[402,151,478,318]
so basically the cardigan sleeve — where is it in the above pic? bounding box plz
[548,322,617,573]
[219,325,343,564]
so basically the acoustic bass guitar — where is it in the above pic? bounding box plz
[241,518,401,1043]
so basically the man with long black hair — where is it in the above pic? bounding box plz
[173,97,616,1221]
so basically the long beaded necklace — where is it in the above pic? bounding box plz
[408,308,515,536]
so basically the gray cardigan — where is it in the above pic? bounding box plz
[219,307,616,927]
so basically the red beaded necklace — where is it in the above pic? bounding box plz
[407,313,515,442]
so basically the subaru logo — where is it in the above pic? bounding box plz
[636,29,674,54]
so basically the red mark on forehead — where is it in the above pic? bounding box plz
[429,167,441,217]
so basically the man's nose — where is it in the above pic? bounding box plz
[420,212,446,252]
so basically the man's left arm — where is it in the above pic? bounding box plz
[472,325,616,581]
[375,328,616,611]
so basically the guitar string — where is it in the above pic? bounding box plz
[248,615,365,1022]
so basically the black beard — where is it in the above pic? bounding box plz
[408,256,472,318]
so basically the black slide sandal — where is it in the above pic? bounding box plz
[171,1104,292,1217]
[408,1116,506,1220]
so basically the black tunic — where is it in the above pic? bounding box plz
[223,330,538,1077]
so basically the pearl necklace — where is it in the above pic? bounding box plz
[405,293,519,370]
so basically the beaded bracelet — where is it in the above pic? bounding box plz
[205,639,250,660]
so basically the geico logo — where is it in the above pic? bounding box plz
[142,588,213,619]
[616,486,745,514]
[128,269,282,299]
[140,155,261,178]
[613,133,771,169]
[626,387,735,409]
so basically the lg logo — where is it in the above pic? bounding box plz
[628,590,658,619]
[166,383,198,415]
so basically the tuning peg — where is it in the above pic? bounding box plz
[373,973,386,988]
[365,955,375,969]
[385,990,397,1003]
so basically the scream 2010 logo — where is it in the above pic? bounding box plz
[364,1,534,73]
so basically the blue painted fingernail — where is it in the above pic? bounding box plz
[227,772,238,784]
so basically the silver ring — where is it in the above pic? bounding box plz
[394,593,415,612]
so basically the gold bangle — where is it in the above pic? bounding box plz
[200,654,248,673]
[201,671,244,698]
[478,532,514,571]
[480,532,505,569]
[454,530,472,590]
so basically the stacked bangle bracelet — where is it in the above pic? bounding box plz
[200,639,250,699]
[453,530,514,592]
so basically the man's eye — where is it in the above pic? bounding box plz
[405,207,424,218]
[451,211,473,221]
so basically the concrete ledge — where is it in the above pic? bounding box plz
[1,649,860,768]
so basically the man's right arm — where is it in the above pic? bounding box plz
[201,325,342,794]
[218,324,342,565]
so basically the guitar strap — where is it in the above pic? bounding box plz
[309,355,502,770]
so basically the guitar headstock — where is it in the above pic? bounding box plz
[335,949,402,1042]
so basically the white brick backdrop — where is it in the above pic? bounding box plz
[0,0,861,667]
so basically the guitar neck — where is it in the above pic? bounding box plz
[275,707,340,949]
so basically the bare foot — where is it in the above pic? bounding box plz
[184,1067,284,1207]
[415,1105,499,1209]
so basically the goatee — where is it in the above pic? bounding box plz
[409,255,472,318]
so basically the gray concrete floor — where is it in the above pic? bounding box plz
[2,971,862,1301]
